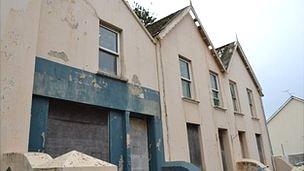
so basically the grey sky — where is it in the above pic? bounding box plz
[131,0,304,118]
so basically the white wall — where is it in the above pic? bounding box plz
[268,98,304,156]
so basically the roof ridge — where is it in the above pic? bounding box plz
[216,41,236,50]
[146,6,189,37]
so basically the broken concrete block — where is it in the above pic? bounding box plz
[2,152,53,171]
[2,151,117,171]
[40,150,117,170]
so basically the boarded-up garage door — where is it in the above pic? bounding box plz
[45,100,108,161]
[130,117,149,171]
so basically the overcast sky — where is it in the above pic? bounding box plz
[131,0,304,118]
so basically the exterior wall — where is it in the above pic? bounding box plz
[0,1,42,169]
[227,50,273,167]
[268,99,304,156]
[158,14,227,171]
[157,14,273,170]
[0,0,159,169]
[1,1,274,170]
[36,0,158,90]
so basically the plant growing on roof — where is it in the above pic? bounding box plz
[132,2,156,26]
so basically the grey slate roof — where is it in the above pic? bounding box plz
[146,7,189,37]
[216,42,237,69]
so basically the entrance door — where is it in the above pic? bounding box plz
[130,117,149,171]
[45,100,109,161]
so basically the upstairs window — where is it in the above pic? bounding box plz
[229,81,240,112]
[210,72,221,107]
[246,89,256,117]
[179,57,192,98]
[99,25,119,75]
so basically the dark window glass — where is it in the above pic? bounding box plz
[238,131,248,158]
[247,89,256,117]
[210,73,218,90]
[99,26,118,52]
[255,134,265,164]
[187,123,203,169]
[179,59,190,79]
[218,129,232,171]
[182,80,191,98]
[230,82,239,112]
[99,50,117,75]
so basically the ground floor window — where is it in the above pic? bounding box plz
[187,123,203,169]
[238,131,249,158]
[255,134,266,164]
[218,129,233,171]
[46,99,109,160]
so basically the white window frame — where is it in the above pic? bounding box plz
[99,24,120,75]
[179,57,192,99]
[229,80,241,112]
[210,72,221,107]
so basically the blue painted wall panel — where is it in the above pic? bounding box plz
[28,96,49,152]
[109,111,125,169]
[33,57,160,116]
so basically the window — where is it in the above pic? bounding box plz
[179,58,192,98]
[187,123,203,169]
[99,25,119,75]
[238,131,248,158]
[218,129,233,171]
[229,81,240,112]
[210,72,221,106]
[246,89,256,117]
[255,134,266,164]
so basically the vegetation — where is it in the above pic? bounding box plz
[132,2,156,26]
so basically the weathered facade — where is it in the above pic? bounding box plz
[1,0,273,171]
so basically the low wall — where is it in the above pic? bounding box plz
[273,156,293,171]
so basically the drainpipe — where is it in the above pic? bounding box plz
[260,96,276,171]
[154,37,171,161]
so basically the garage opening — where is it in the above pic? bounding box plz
[45,99,109,161]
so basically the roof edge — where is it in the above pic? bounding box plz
[156,6,191,39]
[267,96,304,123]
[235,41,264,96]
[190,5,226,72]
[153,5,226,72]
[122,0,156,44]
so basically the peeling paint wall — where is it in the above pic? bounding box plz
[0,0,42,169]
[36,0,158,90]
[0,0,159,169]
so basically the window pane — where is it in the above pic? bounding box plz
[213,98,220,106]
[210,74,218,90]
[212,91,219,99]
[100,26,118,52]
[182,80,191,98]
[247,90,253,104]
[99,50,117,75]
[230,83,236,98]
[180,59,190,79]
[233,99,238,111]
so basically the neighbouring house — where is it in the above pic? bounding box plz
[147,6,273,170]
[267,96,304,165]
[0,0,273,171]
